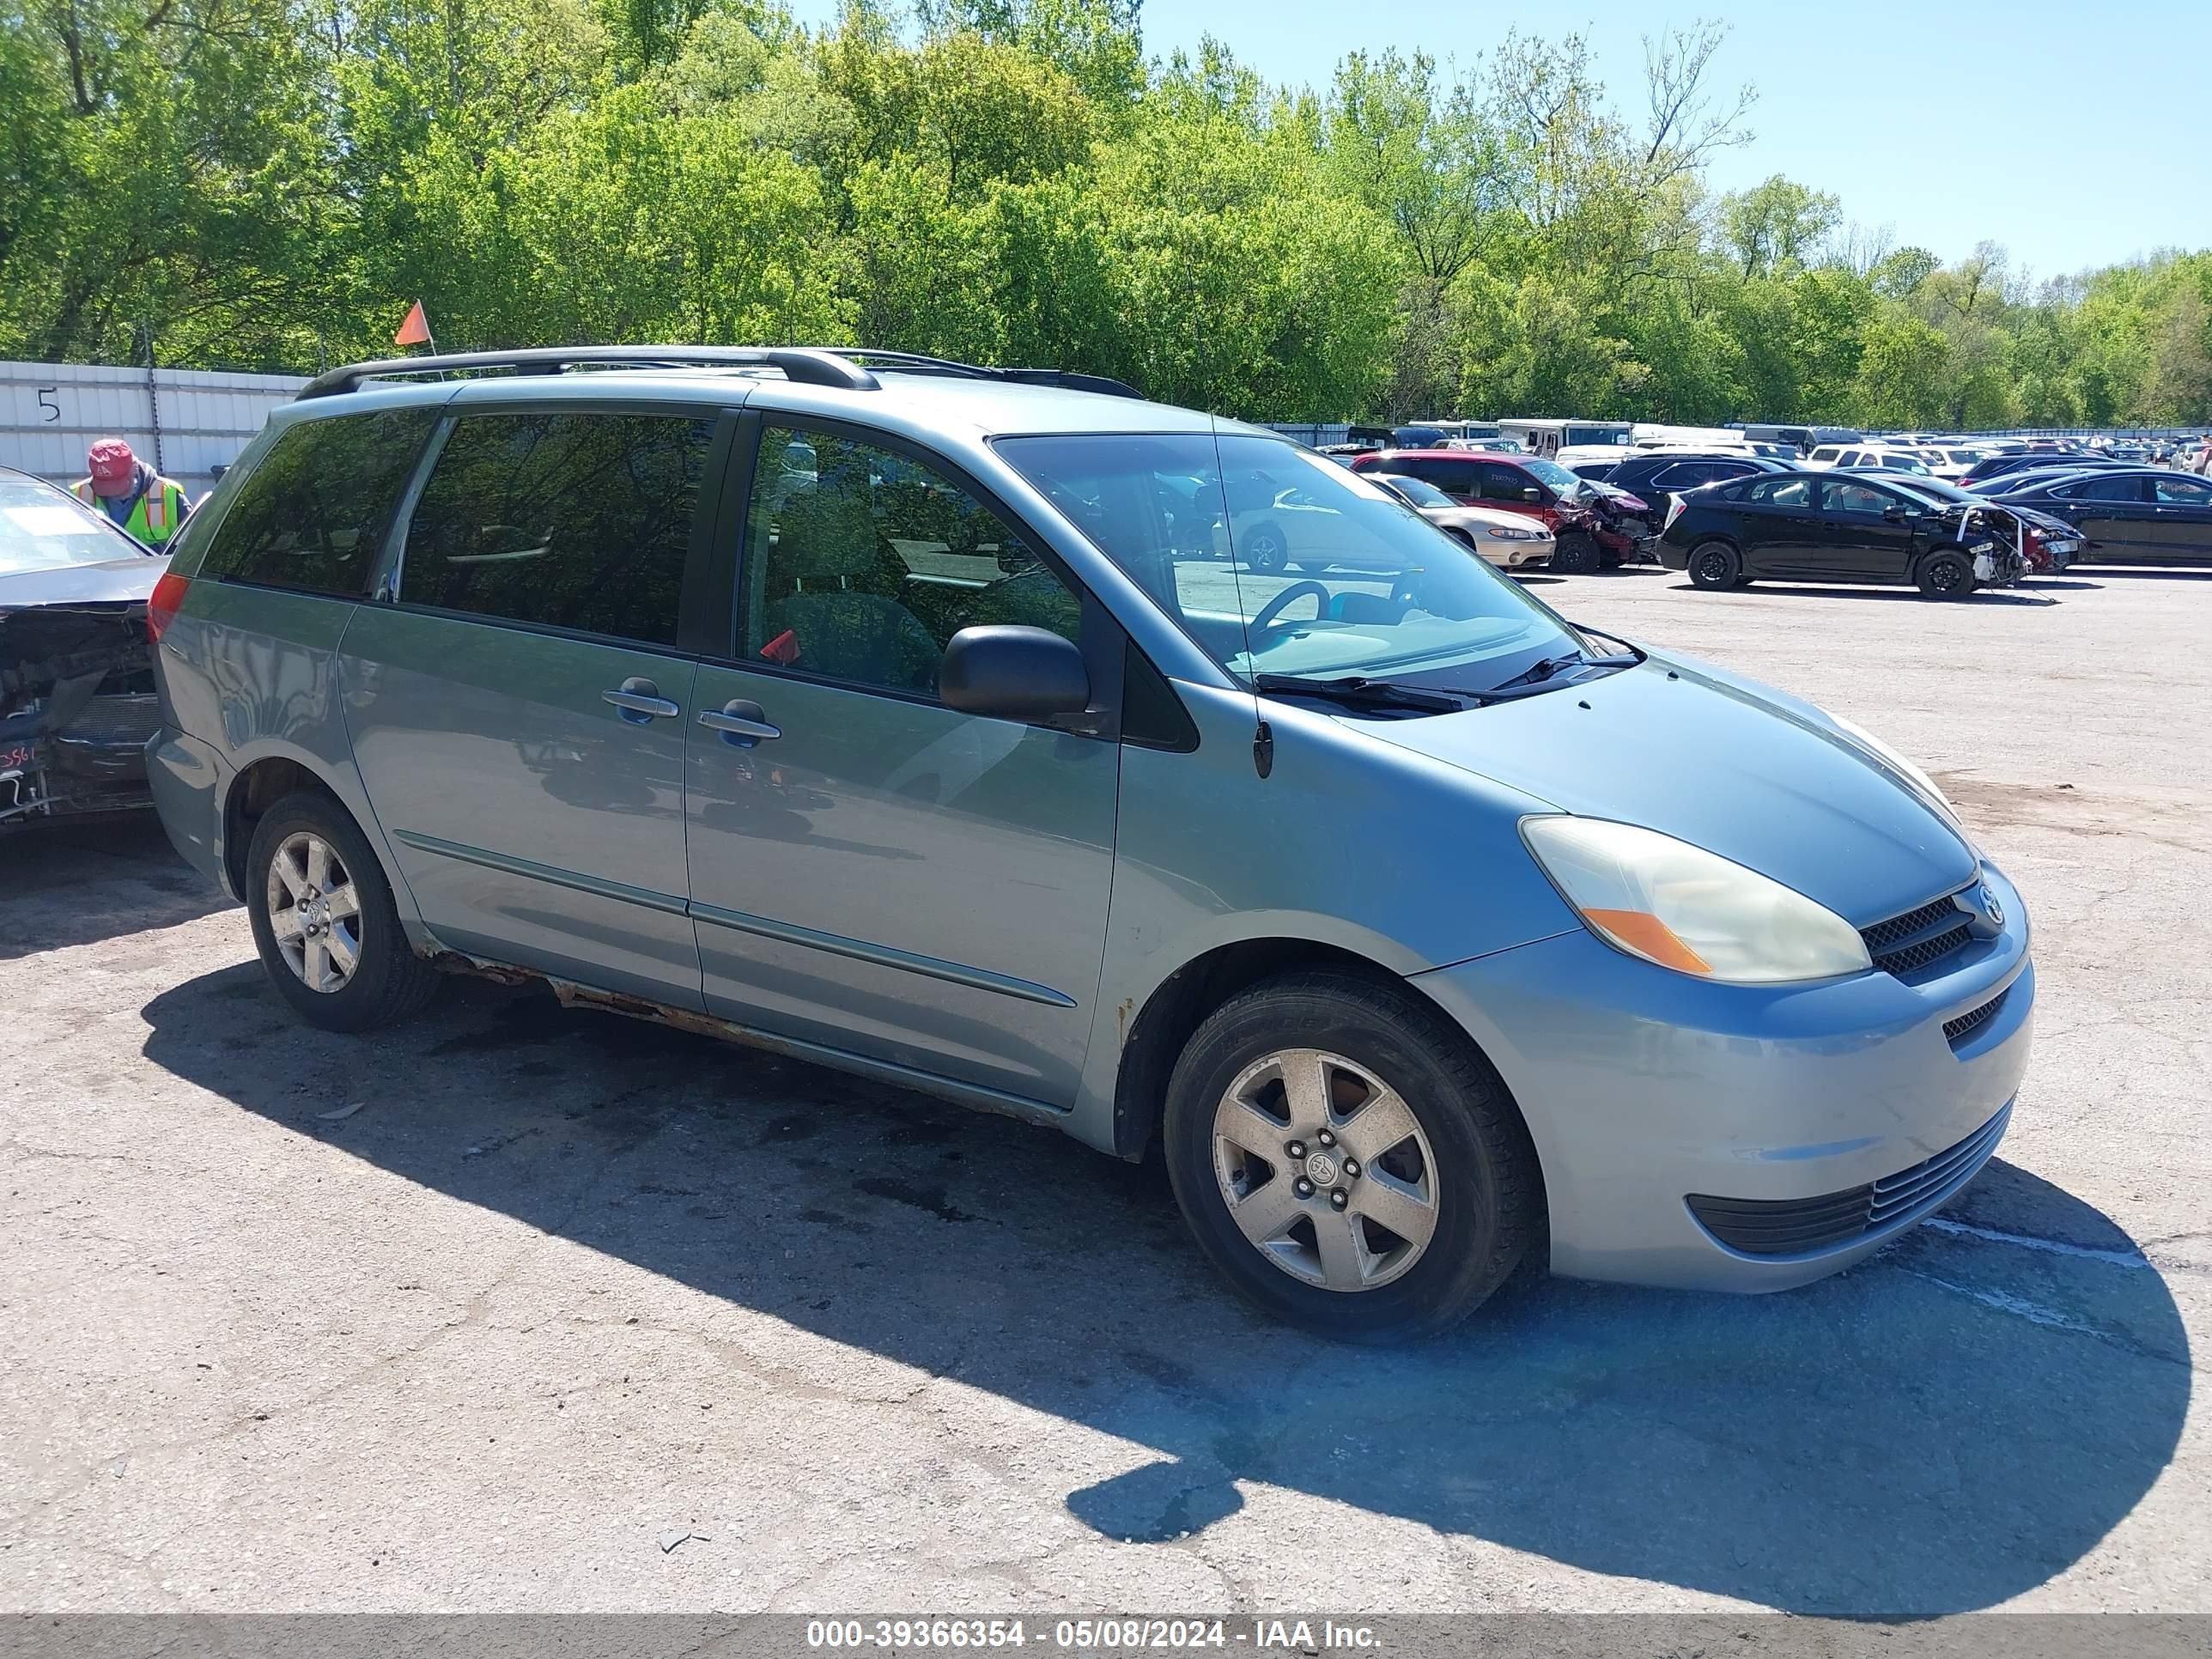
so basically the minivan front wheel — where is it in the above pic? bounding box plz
[246,791,441,1033]
[1163,971,1539,1342]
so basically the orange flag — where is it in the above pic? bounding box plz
[393,301,433,348]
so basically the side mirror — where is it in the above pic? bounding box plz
[940,625,1090,722]
[1521,486,1543,502]
[1882,505,1907,523]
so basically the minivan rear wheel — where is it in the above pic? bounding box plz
[246,791,441,1033]
[1687,540,1741,590]
[1163,971,1540,1342]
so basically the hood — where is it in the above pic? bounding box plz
[1363,652,1977,927]
[0,554,166,611]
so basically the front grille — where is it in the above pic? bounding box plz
[1942,990,2007,1046]
[1860,890,1974,978]
[1686,1103,2010,1257]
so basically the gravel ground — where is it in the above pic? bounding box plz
[2,562,2206,1618]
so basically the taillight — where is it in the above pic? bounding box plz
[147,570,191,644]
[1663,494,1686,531]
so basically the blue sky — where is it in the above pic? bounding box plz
[785,0,2209,281]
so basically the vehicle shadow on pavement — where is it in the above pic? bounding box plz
[138,967,2191,1618]
[1,816,233,961]
[1668,582,2061,607]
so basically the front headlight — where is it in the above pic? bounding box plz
[1486,526,1541,540]
[1522,817,1871,984]
[1829,714,1970,842]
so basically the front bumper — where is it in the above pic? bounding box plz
[1415,860,2033,1291]
[1483,538,1556,569]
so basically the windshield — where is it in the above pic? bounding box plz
[995,433,1577,689]
[1520,457,1581,493]
[1374,474,1453,508]
[0,477,147,575]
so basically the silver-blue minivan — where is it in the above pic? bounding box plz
[143,347,2033,1340]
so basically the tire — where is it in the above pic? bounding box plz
[1916,550,1974,600]
[1686,540,1741,590]
[1551,531,1601,575]
[245,790,441,1033]
[1243,520,1288,573]
[1162,970,1540,1343]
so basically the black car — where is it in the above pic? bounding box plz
[1993,467,2212,565]
[1658,468,2027,599]
[1591,451,1790,497]
[0,466,168,827]
[1957,451,2128,488]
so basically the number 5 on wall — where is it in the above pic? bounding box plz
[37,388,60,422]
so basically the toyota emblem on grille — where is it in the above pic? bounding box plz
[1959,884,2004,938]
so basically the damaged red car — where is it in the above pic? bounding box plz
[1,465,169,829]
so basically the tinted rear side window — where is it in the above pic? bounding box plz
[401,411,713,647]
[201,407,438,597]
[1401,458,1478,494]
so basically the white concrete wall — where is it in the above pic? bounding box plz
[0,361,307,500]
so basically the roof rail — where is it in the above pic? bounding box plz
[295,346,881,401]
[297,344,1146,403]
[807,348,1142,398]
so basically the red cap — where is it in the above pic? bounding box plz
[88,438,137,493]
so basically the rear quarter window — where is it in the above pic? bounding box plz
[199,407,440,598]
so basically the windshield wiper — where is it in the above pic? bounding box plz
[1569,623,1644,661]
[1250,673,1468,714]
[1486,638,1642,692]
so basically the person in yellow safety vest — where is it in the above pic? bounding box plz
[72,437,191,550]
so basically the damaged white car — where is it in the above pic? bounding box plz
[0,466,168,828]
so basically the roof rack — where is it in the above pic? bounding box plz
[296,346,880,401]
[295,345,1145,403]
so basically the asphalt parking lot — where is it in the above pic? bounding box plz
[3,562,2207,1618]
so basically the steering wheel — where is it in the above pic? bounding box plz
[1249,580,1331,633]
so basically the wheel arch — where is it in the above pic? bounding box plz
[218,745,423,941]
[1109,939,1548,1224]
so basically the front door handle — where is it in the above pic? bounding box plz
[699,698,781,747]
[603,678,680,724]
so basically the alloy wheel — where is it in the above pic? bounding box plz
[1210,1048,1441,1292]
[265,831,362,994]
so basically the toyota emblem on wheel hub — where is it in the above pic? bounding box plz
[1303,1149,1340,1186]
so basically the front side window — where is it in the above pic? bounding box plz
[401,412,711,646]
[997,432,1578,690]
[2153,476,2211,505]
[203,408,439,597]
[1809,447,1840,465]
[737,426,1081,697]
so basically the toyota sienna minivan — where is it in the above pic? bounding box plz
[143,346,2033,1340]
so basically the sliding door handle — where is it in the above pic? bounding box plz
[603,678,679,723]
[699,699,781,747]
